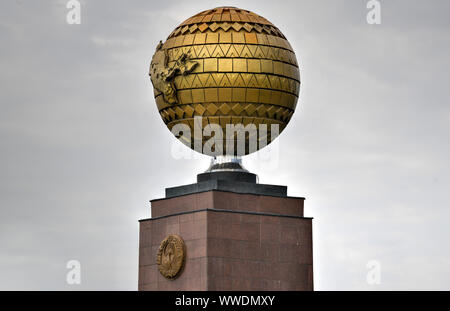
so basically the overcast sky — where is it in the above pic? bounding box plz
[0,0,449,290]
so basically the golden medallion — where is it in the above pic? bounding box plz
[156,234,186,280]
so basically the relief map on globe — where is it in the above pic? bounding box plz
[149,7,300,156]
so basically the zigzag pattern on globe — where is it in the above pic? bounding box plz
[149,6,301,154]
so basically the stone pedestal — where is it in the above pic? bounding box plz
[138,173,313,291]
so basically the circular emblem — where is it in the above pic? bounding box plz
[156,234,186,280]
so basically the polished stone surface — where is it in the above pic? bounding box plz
[165,170,287,198]
[139,190,313,291]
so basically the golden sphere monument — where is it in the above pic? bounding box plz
[149,6,300,156]
[140,7,313,291]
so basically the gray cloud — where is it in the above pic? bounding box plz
[0,0,449,290]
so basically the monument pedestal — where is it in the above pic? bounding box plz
[138,171,313,291]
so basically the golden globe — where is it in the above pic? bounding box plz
[149,7,300,156]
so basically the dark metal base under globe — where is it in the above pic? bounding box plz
[165,156,287,198]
